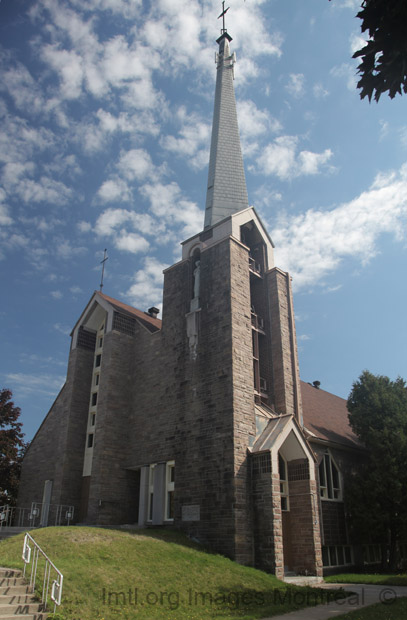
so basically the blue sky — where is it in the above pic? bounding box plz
[1,0,406,441]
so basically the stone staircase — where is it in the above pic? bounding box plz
[0,568,48,619]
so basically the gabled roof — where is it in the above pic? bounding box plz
[301,381,362,449]
[99,292,162,333]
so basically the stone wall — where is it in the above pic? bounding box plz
[18,344,94,519]
[266,268,302,423]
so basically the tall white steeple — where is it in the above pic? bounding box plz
[204,18,249,229]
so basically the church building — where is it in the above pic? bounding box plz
[18,20,367,578]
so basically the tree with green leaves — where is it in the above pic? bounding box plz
[346,371,407,570]
[330,0,407,102]
[0,388,26,506]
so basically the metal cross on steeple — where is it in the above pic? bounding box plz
[99,248,108,292]
[218,1,230,34]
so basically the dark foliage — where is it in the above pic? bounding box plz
[346,371,407,569]
[330,0,407,101]
[0,389,26,506]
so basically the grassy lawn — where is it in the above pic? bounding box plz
[333,597,407,619]
[0,526,346,620]
[325,573,407,586]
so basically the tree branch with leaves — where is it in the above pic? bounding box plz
[331,0,407,101]
[0,389,26,506]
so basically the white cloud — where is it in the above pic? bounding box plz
[70,0,142,18]
[0,189,12,226]
[0,61,45,113]
[285,74,305,98]
[114,231,149,254]
[5,372,65,398]
[349,33,367,56]
[160,107,210,170]
[96,177,131,203]
[125,256,169,311]
[399,127,407,149]
[256,136,333,180]
[54,323,71,335]
[330,63,358,92]
[141,181,203,238]
[238,100,282,140]
[78,220,92,233]
[51,290,63,299]
[42,47,85,100]
[272,164,407,290]
[16,177,72,205]
[116,149,157,181]
[55,239,87,259]
[313,83,329,99]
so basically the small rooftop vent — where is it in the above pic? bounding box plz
[147,307,159,319]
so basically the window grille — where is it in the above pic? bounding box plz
[113,311,136,336]
[77,327,96,351]
[252,453,271,474]
[288,461,310,481]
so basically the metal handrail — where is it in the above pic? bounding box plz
[0,505,31,528]
[22,532,63,613]
[0,503,74,528]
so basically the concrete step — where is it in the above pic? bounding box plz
[0,577,26,587]
[283,575,324,586]
[0,602,46,614]
[0,585,32,595]
[0,567,48,619]
[0,569,22,578]
[0,615,47,620]
[0,594,35,603]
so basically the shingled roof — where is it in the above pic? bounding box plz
[99,292,162,333]
[301,380,362,449]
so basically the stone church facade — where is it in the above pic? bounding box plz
[18,27,366,578]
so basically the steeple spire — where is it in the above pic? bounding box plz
[204,10,249,229]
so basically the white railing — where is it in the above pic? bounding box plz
[0,505,31,528]
[0,503,74,529]
[22,532,63,613]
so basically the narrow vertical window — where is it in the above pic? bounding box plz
[279,453,289,511]
[319,451,341,499]
[87,433,94,448]
[148,465,155,522]
[166,462,175,520]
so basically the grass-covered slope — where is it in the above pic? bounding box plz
[324,573,407,587]
[0,526,343,620]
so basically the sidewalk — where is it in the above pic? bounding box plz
[262,583,407,620]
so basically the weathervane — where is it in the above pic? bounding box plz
[99,248,108,292]
[218,1,230,34]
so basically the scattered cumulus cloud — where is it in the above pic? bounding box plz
[330,63,358,92]
[313,83,329,99]
[256,136,333,180]
[272,164,407,290]
[5,372,65,398]
[125,256,169,311]
[54,323,71,335]
[160,107,210,170]
[285,73,305,98]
